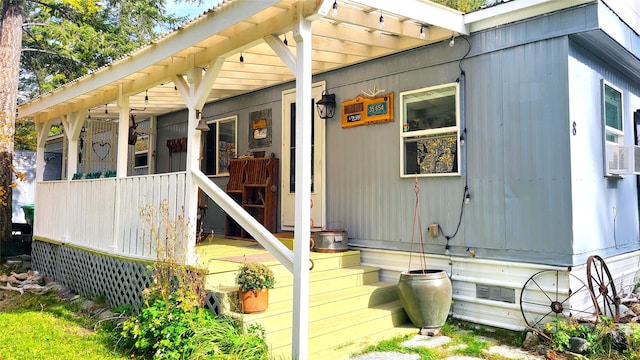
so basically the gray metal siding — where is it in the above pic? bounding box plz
[568,39,640,263]
[156,114,188,173]
[322,29,576,264]
[499,38,573,257]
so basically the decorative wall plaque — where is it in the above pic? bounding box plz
[249,108,272,148]
[341,92,394,128]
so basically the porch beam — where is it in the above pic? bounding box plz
[349,0,468,35]
[264,34,296,72]
[292,11,313,360]
[193,57,225,110]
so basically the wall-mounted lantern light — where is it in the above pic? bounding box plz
[316,91,336,120]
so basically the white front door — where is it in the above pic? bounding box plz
[281,83,326,231]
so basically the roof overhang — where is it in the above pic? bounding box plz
[19,0,467,124]
[17,0,601,124]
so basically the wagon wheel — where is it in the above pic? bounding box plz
[586,255,620,320]
[520,270,599,332]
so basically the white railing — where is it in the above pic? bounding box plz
[34,172,187,260]
[192,169,294,272]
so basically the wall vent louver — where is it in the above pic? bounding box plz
[476,284,515,304]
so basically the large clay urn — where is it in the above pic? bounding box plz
[398,269,452,329]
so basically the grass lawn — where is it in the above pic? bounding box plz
[0,291,128,360]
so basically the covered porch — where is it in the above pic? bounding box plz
[21,1,470,356]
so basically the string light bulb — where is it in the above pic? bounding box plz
[420,24,425,39]
[379,11,385,28]
[332,1,338,16]
[239,53,244,63]
[104,104,108,114]
[144,90,149,105]
[464,191,471,204]
[284,34,288,46]
[174,85,178,94]
[87,109,91,119]
[449,33,455,47]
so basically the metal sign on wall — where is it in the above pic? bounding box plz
[341,92,394,128]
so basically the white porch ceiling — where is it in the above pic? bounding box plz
[18,0,465,123]
[17,0,593,124]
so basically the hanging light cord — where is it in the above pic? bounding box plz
[439,35,472,246]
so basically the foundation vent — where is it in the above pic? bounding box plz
[476,284,515,304]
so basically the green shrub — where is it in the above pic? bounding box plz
[624,324,640,360]
[120,292,211,359]
[189,319,269,360]
[116,201,270,359]
[544,316,624,358]
[545,318,588,352]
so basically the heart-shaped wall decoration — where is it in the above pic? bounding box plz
[92,141,112,160]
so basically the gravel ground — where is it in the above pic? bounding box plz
[347,333,544,360]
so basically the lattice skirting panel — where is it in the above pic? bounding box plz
[32,240,221,314]
[32,240,151,312]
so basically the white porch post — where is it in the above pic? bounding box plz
[62,112,85,180]
[113,89,130,254]
[175,56,224,266]
[185,101,200,266]
[116,91,130,178]
[292,12,312,359]
[173,72,199,265]
[35,119,53,182]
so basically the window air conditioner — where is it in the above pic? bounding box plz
[605,144,640,175]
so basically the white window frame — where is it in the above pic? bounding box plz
[603,80,624,145]
[202,115,237,176]
[399,83,461,178]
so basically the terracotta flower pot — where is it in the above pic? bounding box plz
[239,288,269,314]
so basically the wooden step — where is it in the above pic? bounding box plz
[269,265,382,303]
[236,282,399,334]
[198,240,412,359]
[204,250,362,289]
[212,265,382,313]
[267,300,410,359]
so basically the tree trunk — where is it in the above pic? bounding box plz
[0,0,24,254]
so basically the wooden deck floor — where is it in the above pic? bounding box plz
[196,235,347,274]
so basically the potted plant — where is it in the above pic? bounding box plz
[236,262,275,313]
